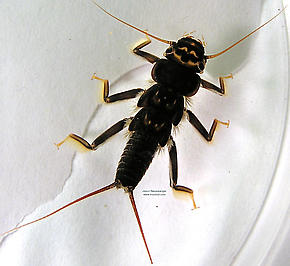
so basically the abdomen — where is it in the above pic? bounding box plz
[115,130,159,190]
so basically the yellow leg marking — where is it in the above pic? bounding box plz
[191,191,198,210]
[55,135,71,149]
[91,73,105,81]
[91,73,109,103]
[216,119,230,128]
[133,34,151,51]
[219,73,233,94]
[55,134,93,152]
[224,73,233,79]
[173,185,199,210]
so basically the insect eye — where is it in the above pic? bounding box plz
[166,47,173,54]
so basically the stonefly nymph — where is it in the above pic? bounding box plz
[2,3,285,264]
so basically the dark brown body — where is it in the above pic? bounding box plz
[115,56,202,190]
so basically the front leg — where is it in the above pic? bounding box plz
[91,74,143,103]
[201,74,233,95]
[168,136,198,209]
[133,35,160,64]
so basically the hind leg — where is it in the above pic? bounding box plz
[168,136,198,209]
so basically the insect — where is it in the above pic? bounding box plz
[1,2,285,265]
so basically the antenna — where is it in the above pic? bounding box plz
[92,1,173,45]
[206,7,286,59]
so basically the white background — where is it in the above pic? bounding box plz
[0,0,289,265]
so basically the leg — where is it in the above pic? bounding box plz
[56,118,132,151]
[168,136,198,209]
[201,73,233,95]
[133,35,160,64]
[91,74,144,103]
[186,110,229,142]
